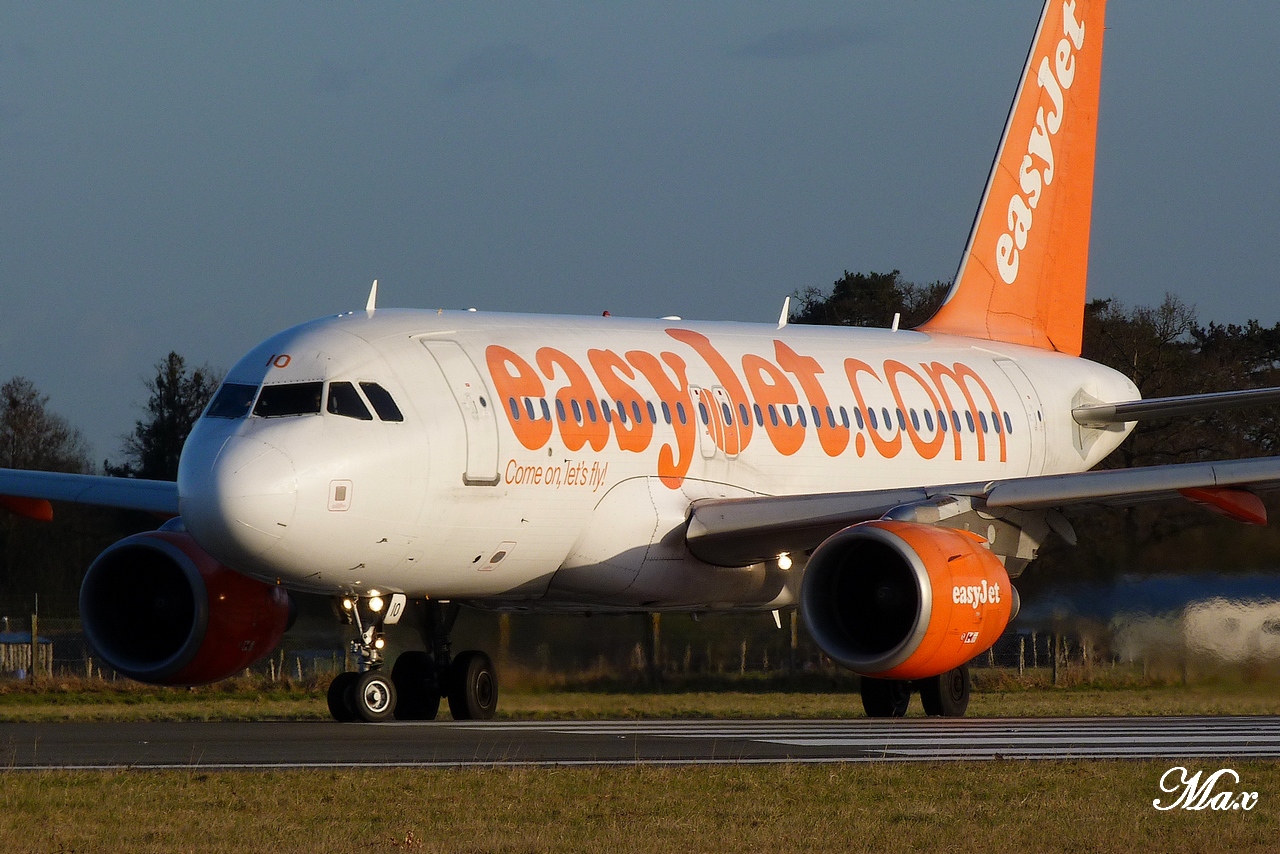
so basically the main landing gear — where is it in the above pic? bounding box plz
[327,596,498,723]
[859,664,971,718]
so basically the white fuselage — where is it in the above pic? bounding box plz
[178,309,1136,612]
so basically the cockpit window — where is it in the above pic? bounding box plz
[253,382,323,417]
[205,383,258,419]
[327,382,373,420]
[360,382,404,422]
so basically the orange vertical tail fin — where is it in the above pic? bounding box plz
[918,0,1106,356]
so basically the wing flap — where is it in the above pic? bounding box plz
[686,456,1280,567]
[985,456,1280,509]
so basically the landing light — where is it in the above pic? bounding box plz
[369,595,385,613]
[777,552,793,571]
[374,637,386,650]
[342,598,354,611]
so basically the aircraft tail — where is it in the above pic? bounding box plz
[918,0,1107,357]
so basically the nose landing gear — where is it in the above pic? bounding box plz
[327,595,499,723]
[327,593,405,722]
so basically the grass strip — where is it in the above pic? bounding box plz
[2,762,1278,853]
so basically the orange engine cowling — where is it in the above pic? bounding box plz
[79,528,292,686]
[800,520,1017,680]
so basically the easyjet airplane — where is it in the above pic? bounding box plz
[4,0,1280,722]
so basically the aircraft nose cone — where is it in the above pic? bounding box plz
[182,437,297,563]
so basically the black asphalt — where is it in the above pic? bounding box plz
[5,717,1280,769]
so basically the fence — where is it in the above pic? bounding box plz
[0,635,54,677]
[0,608,1262,686]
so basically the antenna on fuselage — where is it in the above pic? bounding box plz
[777,296,791,330]
[365,279,378,314]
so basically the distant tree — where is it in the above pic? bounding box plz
[0,377,91,473]
[107,353,221,481]
[0,378,110,616]
[790,270,949,329]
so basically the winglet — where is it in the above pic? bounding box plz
[365,279,378,313]
[777,296,790,330]
[919,0,1107,356]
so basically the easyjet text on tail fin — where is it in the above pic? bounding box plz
[919,0,1106,356]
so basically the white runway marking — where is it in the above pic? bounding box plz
[441,717,1280,761]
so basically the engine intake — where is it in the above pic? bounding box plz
[800,520,1017,680]
[79,528,292,685]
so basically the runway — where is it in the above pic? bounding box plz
[4,716,1280,769]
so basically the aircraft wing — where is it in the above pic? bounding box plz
[0,468,179,518]
[686,455,1280,567]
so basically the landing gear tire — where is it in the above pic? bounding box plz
[860,676,911,718]
[392,650,441,721]
[350,670,398,723]
[918,664,970,717]
[327,671,360,722]
[447,650,497,721]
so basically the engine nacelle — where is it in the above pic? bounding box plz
[800,520,1017,680]
[79,528,292,686]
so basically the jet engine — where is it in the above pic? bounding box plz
[800,520,1016,680]
[79,527,292,685]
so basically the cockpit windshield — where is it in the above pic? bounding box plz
[360,382,404,422]
[215,378,401,422]
[205,383,258,419]
[327,382,373,420]
[253,382,323,417]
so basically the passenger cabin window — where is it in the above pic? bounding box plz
[206,383,258,419]
[328,382,373,420]
[254,382,323,417]
[359,383,404,422]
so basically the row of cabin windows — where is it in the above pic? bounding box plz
[507,395,1016,437]
[512,396,689,427]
